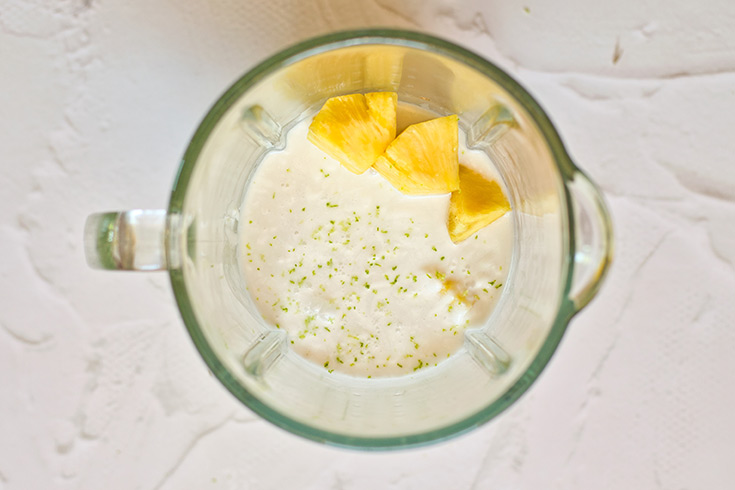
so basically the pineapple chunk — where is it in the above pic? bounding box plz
[373,115,459,195]
[308,92,397,174]
[447,165,510,243]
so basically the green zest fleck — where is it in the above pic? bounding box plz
[326,202,338,208]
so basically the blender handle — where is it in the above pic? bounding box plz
[567,170,614,311]
[84,210,168,271]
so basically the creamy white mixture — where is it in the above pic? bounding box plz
[239,114,513,377]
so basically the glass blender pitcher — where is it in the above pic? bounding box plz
[84,29,613,449]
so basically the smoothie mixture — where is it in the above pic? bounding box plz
[239,105,513,377]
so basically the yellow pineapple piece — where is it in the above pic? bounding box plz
[308,92,397,174]
[448,165,510,243]
[373,115,459,195]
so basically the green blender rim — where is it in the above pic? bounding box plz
[168,28,580,449]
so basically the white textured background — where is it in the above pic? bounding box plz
[2,1,734,488]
